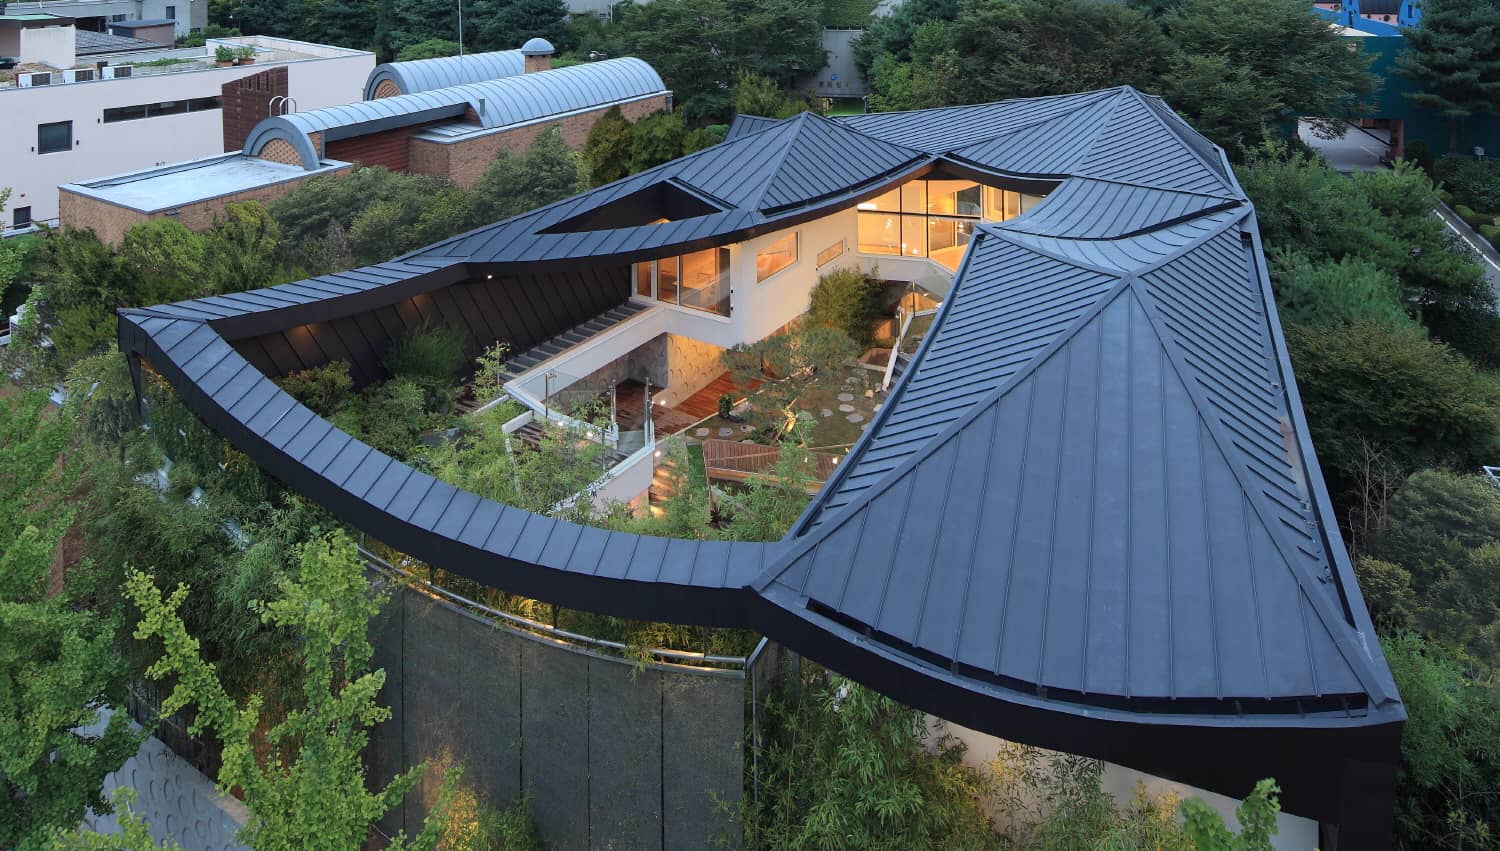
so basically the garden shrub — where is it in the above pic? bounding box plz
[277,360,353,416]
[1435,154,1500,216]
[1453,204,1491,230]
[1403,139,1433,173]
[1272,253,1407,329]
[334,377,429,460]
[384,324,466,410]
[807,267,883,347]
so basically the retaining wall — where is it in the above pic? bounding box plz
[367,579,745,850]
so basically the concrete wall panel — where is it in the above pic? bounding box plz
[521,637,592,850]
[588,660,664,850]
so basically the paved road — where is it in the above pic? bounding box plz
[1434,202,1500,302]
[1298,119,1388,173]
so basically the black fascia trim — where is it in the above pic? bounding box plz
[748,588,1403,826]
[207,263,472,342]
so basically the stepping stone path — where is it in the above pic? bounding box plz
[695,428,711,437]
[740,424,755,433]
[846,413,865,423]
[820,408,834,418]
[838,403,855,413]
[837,393,855,402]
[718,427,735,437]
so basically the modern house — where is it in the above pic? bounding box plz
[59,44,670,244]
[118,86,1405,848]
[2,33,372,232]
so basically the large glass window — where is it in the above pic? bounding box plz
[858,179,1048,266]
[37,121,71,155]
[633,247,730,317]
[756,232,797,282]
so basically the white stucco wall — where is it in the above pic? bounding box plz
[0,39,372,227]
[19,25,75,68]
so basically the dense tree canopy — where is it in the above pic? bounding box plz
[1396,0,1500,151]
[862,0,1376,157]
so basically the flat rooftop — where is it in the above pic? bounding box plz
[63,153,348,212]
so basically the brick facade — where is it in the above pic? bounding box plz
[256,138,303,166]
[372,79,401,98]
[222,66,290,153]
[325,126,419,172]
[60,164,353,247]
[417,95,668,188]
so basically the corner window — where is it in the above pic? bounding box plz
[13,207,32,228]
[756,232,797,282]
[633,247,730,317]
[37,121,72,154]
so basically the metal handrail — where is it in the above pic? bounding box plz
[360,546,748,669]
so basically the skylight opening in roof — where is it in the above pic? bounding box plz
[541,180,723,233]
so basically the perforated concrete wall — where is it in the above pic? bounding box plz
[368,583,745,850]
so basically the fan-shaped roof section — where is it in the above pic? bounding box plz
[363,49,525,100]
[770,213,1398,711]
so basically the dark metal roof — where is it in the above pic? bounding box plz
[119,86,1404,842]
[75,29,160,55]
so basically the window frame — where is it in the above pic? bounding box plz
[755,231,798,283]
[37,121,72,155]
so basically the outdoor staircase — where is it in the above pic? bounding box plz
[509,420,628,469]
[890,352,913,382]
[498,301,649,385]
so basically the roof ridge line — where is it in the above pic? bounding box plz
[747,113,815,212]
[946,89,1129,153]
[1112,88,1236,195]
[832,86,1124,123]
[1043,173,1241,202]
[1125,267,1396,703]
[995,202,1247,261]
[756,274,1134,590]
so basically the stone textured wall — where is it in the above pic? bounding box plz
[81,710,249,851]
[222,66,289,153]
[368,582,745,850]
[662,334,727,408]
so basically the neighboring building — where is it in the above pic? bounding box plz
[1311,2,1499,159]
[64,48,669,242]
[2,34,373,232]
[121,86,1405,849]
[0,0,207,38]
[807,28,868,100]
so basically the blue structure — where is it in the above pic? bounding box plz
[120,87,1404,847]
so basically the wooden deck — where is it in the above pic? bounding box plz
[675,373,758,421]
[700,438,840,492]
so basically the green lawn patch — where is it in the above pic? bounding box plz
[821,0,879,28]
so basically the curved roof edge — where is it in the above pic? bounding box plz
[363,49,525,100]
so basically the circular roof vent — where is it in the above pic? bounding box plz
[521,37,555,56]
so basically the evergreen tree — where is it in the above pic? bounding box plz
[468,125,586,225]
[469,0,567,52]
[203,202,283,294]
[628,110,688,173]
[307,0,378,50]
[581,105,635,186]
[1395,0,1500,152]
[733,70,801,118]
[377,0,457,61]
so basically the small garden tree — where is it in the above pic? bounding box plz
[582,106,635,187]
[125,531,455,851]
[807,267,884,346]
[722,323,861,439]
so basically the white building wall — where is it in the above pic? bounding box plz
[19,25,75,68]
[0,40,372,227]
